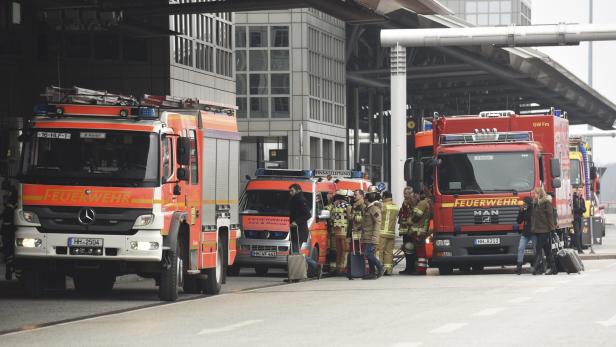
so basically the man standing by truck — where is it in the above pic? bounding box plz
[409,190,432,275]
[325,190,352,274]
[377,191,399,275]
[362,186,384,279]
[398,187,416,275]
[288,184,320,277]
[572,189,586,254]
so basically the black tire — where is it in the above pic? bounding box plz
[73,273,115,292]
[459,265,471,272]
[182,275,201,294]
[203,239,223,295]
[159,242,182,301]
[227,265,241,276]
[471,265,484,272]
[438,265,453,275]
[308,247,320,278]
[254,265,269,276]
[21,268,44,298]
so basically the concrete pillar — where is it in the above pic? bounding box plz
[368,90,374,180]
[354,88,360,168]
[379,94,385,184]
[390,44,406,206]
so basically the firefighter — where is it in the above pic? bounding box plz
[376,190,399,275]
[325,189,353,274]
[398,187,417,275]
[409,189,432,275]
[350,189,365,245]
[362,186,384,279]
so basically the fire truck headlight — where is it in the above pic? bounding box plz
[130,241,159,251]
[133,214,155,227]
[435,239,451,247]
[16,238,43,248]
[22,211,40,224]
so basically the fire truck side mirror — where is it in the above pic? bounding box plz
[177,137,191,166]
[177,167,189,181]
[552,177,562,189]
[404,158,415,183]
[412,161,424,193]
[550,158,561,178]
[173,183,181,195]
[590,165,598,180]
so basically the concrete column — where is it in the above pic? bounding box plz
[368,90,374,180]
[379,94,385,183]
[353,88,360,168]
[390,44,406,206]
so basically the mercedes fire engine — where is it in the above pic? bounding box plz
[14,86,241,300]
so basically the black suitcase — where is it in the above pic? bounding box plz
[557,249,582,274]
[347,239,366,279]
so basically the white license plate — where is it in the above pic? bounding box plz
[68,237,104,247]
[251,250,277,257]
[473,238,500,246]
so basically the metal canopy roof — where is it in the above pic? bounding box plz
[346,3,616,130]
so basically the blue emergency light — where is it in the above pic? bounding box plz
[255,168,314,178]
[553,109,562,117]
[136,107,158,118]
[351,171,364,178]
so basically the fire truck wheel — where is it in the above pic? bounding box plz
[254,265,269,276]
[203,239,223,295]
[21,268,44,298]
[307,247,320,278]
[459,265,471,272]
[438,265,453,275]
[471,265,484,272]
[227,265,241,276]
[159,243,182,301]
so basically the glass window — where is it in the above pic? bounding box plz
[237,97,247,118]
[466,14,478,24]
[271,74,289,94]
[249,74,268,94]
[466,1,477,13]
[250,97,269,118]
[235,26,246,48]
[500,13,511,25]
[477,14,489,25]
[489,14,500,25]
[249,26,267,47]
[501,0,511,12]
[271,50,289,71]
[272,97,290,118]
[271,26,289,47]
[189,130,198,185]
[162,136,173,181]
[236,74,247,95]
[236,50,246,71]
[489,1,500,12]
[249,50,268,71]
[477,1,488,12]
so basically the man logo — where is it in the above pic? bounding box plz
[473,209,499,217]
[78,207,96,225]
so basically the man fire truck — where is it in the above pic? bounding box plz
[14,86,241,301]
[406,110,572,274]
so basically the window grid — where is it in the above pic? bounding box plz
[235,25,290,119]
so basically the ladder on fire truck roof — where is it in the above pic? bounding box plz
[40,86,237,116]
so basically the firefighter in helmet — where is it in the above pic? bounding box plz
[325,189,353,274]
[361,185,384,279]
[350,189,365,243]
[398,186,417,274]
[376,190,399,275]
[408,188,432,275]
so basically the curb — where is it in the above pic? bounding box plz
[580,254,616,260]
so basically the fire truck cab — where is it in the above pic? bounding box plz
[231,169,335,276]
[406,110,572,274]
[15,87,241,300]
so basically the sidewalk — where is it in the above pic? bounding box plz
[579,213,616,260]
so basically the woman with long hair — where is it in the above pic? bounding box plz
[531,186,557,275]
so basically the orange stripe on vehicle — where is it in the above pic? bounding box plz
[34,122,155,132]
[203,199,238,205]
[22,184,155,208]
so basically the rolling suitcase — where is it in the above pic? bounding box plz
[556,249,582,274]
[347,237,366,279]
[287,225,307,281]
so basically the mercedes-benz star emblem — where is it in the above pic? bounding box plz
[78,208,96,225]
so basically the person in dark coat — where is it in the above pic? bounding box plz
[531,187,557,275]
[288,183,320,277]
[515,196,536,275]
[572,189,586,254]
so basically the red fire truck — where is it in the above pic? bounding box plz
[406,110,572,274]
[14,87,240,300]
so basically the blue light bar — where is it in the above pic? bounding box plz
[440,131,532,145]
[351,171,364,178]
[136,107,158,118]
[255,169,314,178]
[553,109,562,117]
[424,122,433,131]
[33,104,50,116]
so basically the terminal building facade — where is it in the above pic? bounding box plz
[438,0,532,25]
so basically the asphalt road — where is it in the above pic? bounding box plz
[2,259,616,347]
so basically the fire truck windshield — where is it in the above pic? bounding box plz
[242,190,313,215]
[437,152,534,195]
[570,159,582,187]
[20,129,159,187]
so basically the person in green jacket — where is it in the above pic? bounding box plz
[531,187,557,275]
